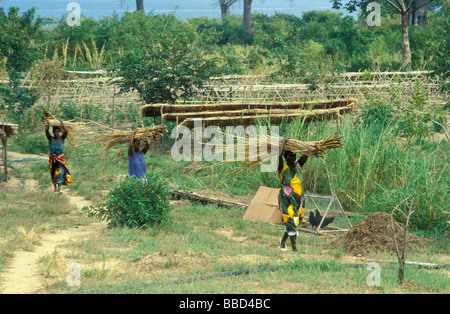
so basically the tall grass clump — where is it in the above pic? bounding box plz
[295,116,448,235]
[200,113,447,235]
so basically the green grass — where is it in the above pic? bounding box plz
[0,183,85,272]
[24,197,448,294]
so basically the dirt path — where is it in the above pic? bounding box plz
[0,152,106,294]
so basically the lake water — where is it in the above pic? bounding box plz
[1,0,344,20]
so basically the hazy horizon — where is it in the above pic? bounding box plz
[0,0,348,20]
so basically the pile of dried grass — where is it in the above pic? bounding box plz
[0,123,19,138]
[88,125,168,152]
[342,212,424,256]
[41,109,88,144]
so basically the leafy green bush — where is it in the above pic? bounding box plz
[10,130,49,155]
[108,13,222,104]
[0,70,39,119]
[360,99,394,128]
[83,173,172,229]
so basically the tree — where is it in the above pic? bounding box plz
[242,0,294,44]
[425,1,449,83]
[136,0,144,11]
[243,0,253,31]
[110,15,222,104]
[0,7,42,117]
[390,196,414,284]
[219,0,239,20]
[407,0,429,26]
[331,0,435,69]
[120,0,144,11]
[242,0,253,43]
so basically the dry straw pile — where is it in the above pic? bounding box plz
[88,125,168,152]
[342,212,424,256]
[0,123,19,138]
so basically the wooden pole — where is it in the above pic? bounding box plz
[2,137,7,182]
[307,193,322,212]
[334,194,353,228]
[315,197,334,234]
[111,85,116,128]
[0,138,3,182]
[161,106,165,155]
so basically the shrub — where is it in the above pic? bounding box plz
[10,130,49,155]
[109,13,222,104]
[360,99,394,129]
[83,173,172,229]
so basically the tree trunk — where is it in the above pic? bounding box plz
[243,0,253,31]
[398,261,405,284]
[220,2,228,20]
[406,0,429,27]
[136,0,144,11]
[220,0,233,20]
[243,0,253,44]
[220,0,239,20]
[401,12,412,70]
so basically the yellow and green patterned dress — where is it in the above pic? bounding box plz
[278,162,304,236]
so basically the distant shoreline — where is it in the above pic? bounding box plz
[0,0,344,21]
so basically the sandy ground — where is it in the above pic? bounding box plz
[0,152,106,294]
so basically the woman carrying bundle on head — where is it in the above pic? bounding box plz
[128,128,150,179]
[278,137,308,252]
[45,118,74,192]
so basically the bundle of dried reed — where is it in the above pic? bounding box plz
[283,135,344,157]
[141,99,357,117]
[202,132,343,193]
[218,133,343,161]
[41,109,88,144]
[88,125,168,152]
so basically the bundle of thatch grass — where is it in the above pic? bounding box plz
[211,133,343,162]
[41,109,88,145]
[0,123,19,138]
[88,125,168,152]
[283,135,344,157]
[199,132,344,194]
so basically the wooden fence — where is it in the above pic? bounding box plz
[0,71,447,120]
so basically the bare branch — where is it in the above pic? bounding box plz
[390,195,415,284]
[405,0,417,12]
[386,0,403,13]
